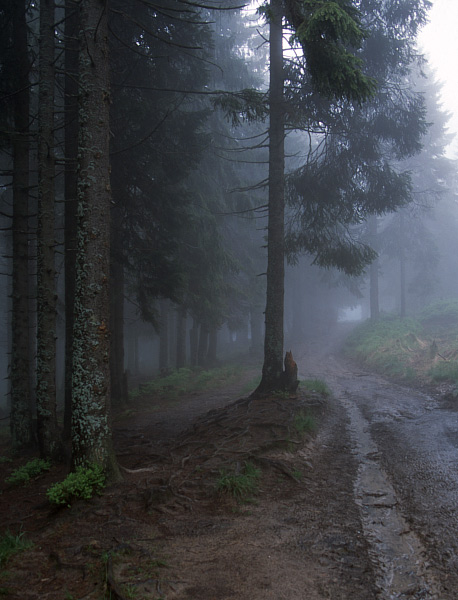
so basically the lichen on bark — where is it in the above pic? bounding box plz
[71,0,120,481]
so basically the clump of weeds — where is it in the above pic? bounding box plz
[5,458,51,486]
[216,461,261,503]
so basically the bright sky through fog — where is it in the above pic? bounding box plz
[418,0,458,157]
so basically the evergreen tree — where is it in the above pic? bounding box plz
[36,0,61,459]
[8,0,34,447]
[255,0,375,395]
[71,0,119,478]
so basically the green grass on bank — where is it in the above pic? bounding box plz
[342,302,458,387]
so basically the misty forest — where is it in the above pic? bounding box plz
[2,0,458,598]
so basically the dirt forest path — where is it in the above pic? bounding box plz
[3,331,458,599]
[296,334,458,599]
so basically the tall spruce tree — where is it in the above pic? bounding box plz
[36,0,61,459]
[255,0,376,394]
[10,0,34,447]
[71,0,119,478]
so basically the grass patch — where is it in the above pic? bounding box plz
[292,409,316,436]
[342,315,425,380]
[5,458,51,486]
[419,300,458,333]
[46,464,106,507]
[429,362,458,383]
[301,378,330,397]
[216,461,261,503]
[0,531,33,567]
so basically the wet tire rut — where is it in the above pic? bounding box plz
[339,390,440,600]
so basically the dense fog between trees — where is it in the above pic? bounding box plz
[1,0,457,468]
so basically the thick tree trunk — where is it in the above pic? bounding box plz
[71,0,120,480]
[175,306,187,369]
[36,0,61,460]
[10,0,33,448]
[368,215,380,320]
[255,0,286,394]
[63,0,79,441]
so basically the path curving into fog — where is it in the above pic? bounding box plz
[296,334,458,599]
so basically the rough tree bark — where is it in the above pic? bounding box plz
[36,0,61,460]
[10,0,33,448]
[63,0,79,441]
[71,0,120,480]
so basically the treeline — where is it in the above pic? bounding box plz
[0,0,454,476]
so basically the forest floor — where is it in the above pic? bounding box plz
[0,334,453,600]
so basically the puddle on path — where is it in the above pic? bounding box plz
[340,391,440,600]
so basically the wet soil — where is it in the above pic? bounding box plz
[2,338,458,599]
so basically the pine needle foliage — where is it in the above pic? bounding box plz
[285,0,377,103]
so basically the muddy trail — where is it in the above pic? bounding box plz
[2,335,458,599]
[298,337,458,599]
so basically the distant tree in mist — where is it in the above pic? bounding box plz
[2,0,34,448]
[369,69,455,318]
[284,0,431,321]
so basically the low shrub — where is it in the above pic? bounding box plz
[5,458,51,486]
[47,464,106,507]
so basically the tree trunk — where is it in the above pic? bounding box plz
[110,245,127,404]
[71,0,120,480]
[190,320,199,367]
[10,0,33,448]
[36,0,61,460]
[175,305,187,369]
[110,198,127,404]
[207,328,218,367]
[249,307,263,357]
[368,215,380,320]
[255,0,286,394]
[63,0,79,441]
[159,299,169,372]
[197,324,209,367]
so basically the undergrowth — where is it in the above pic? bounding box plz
[46,464,106,507]
[343,305,458,386]
[5,458,51,486]
[216,461,261,503]
[301,378,330,397]
[292,409,316,436]
[0,531,33,567]
[129,364,253,402]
